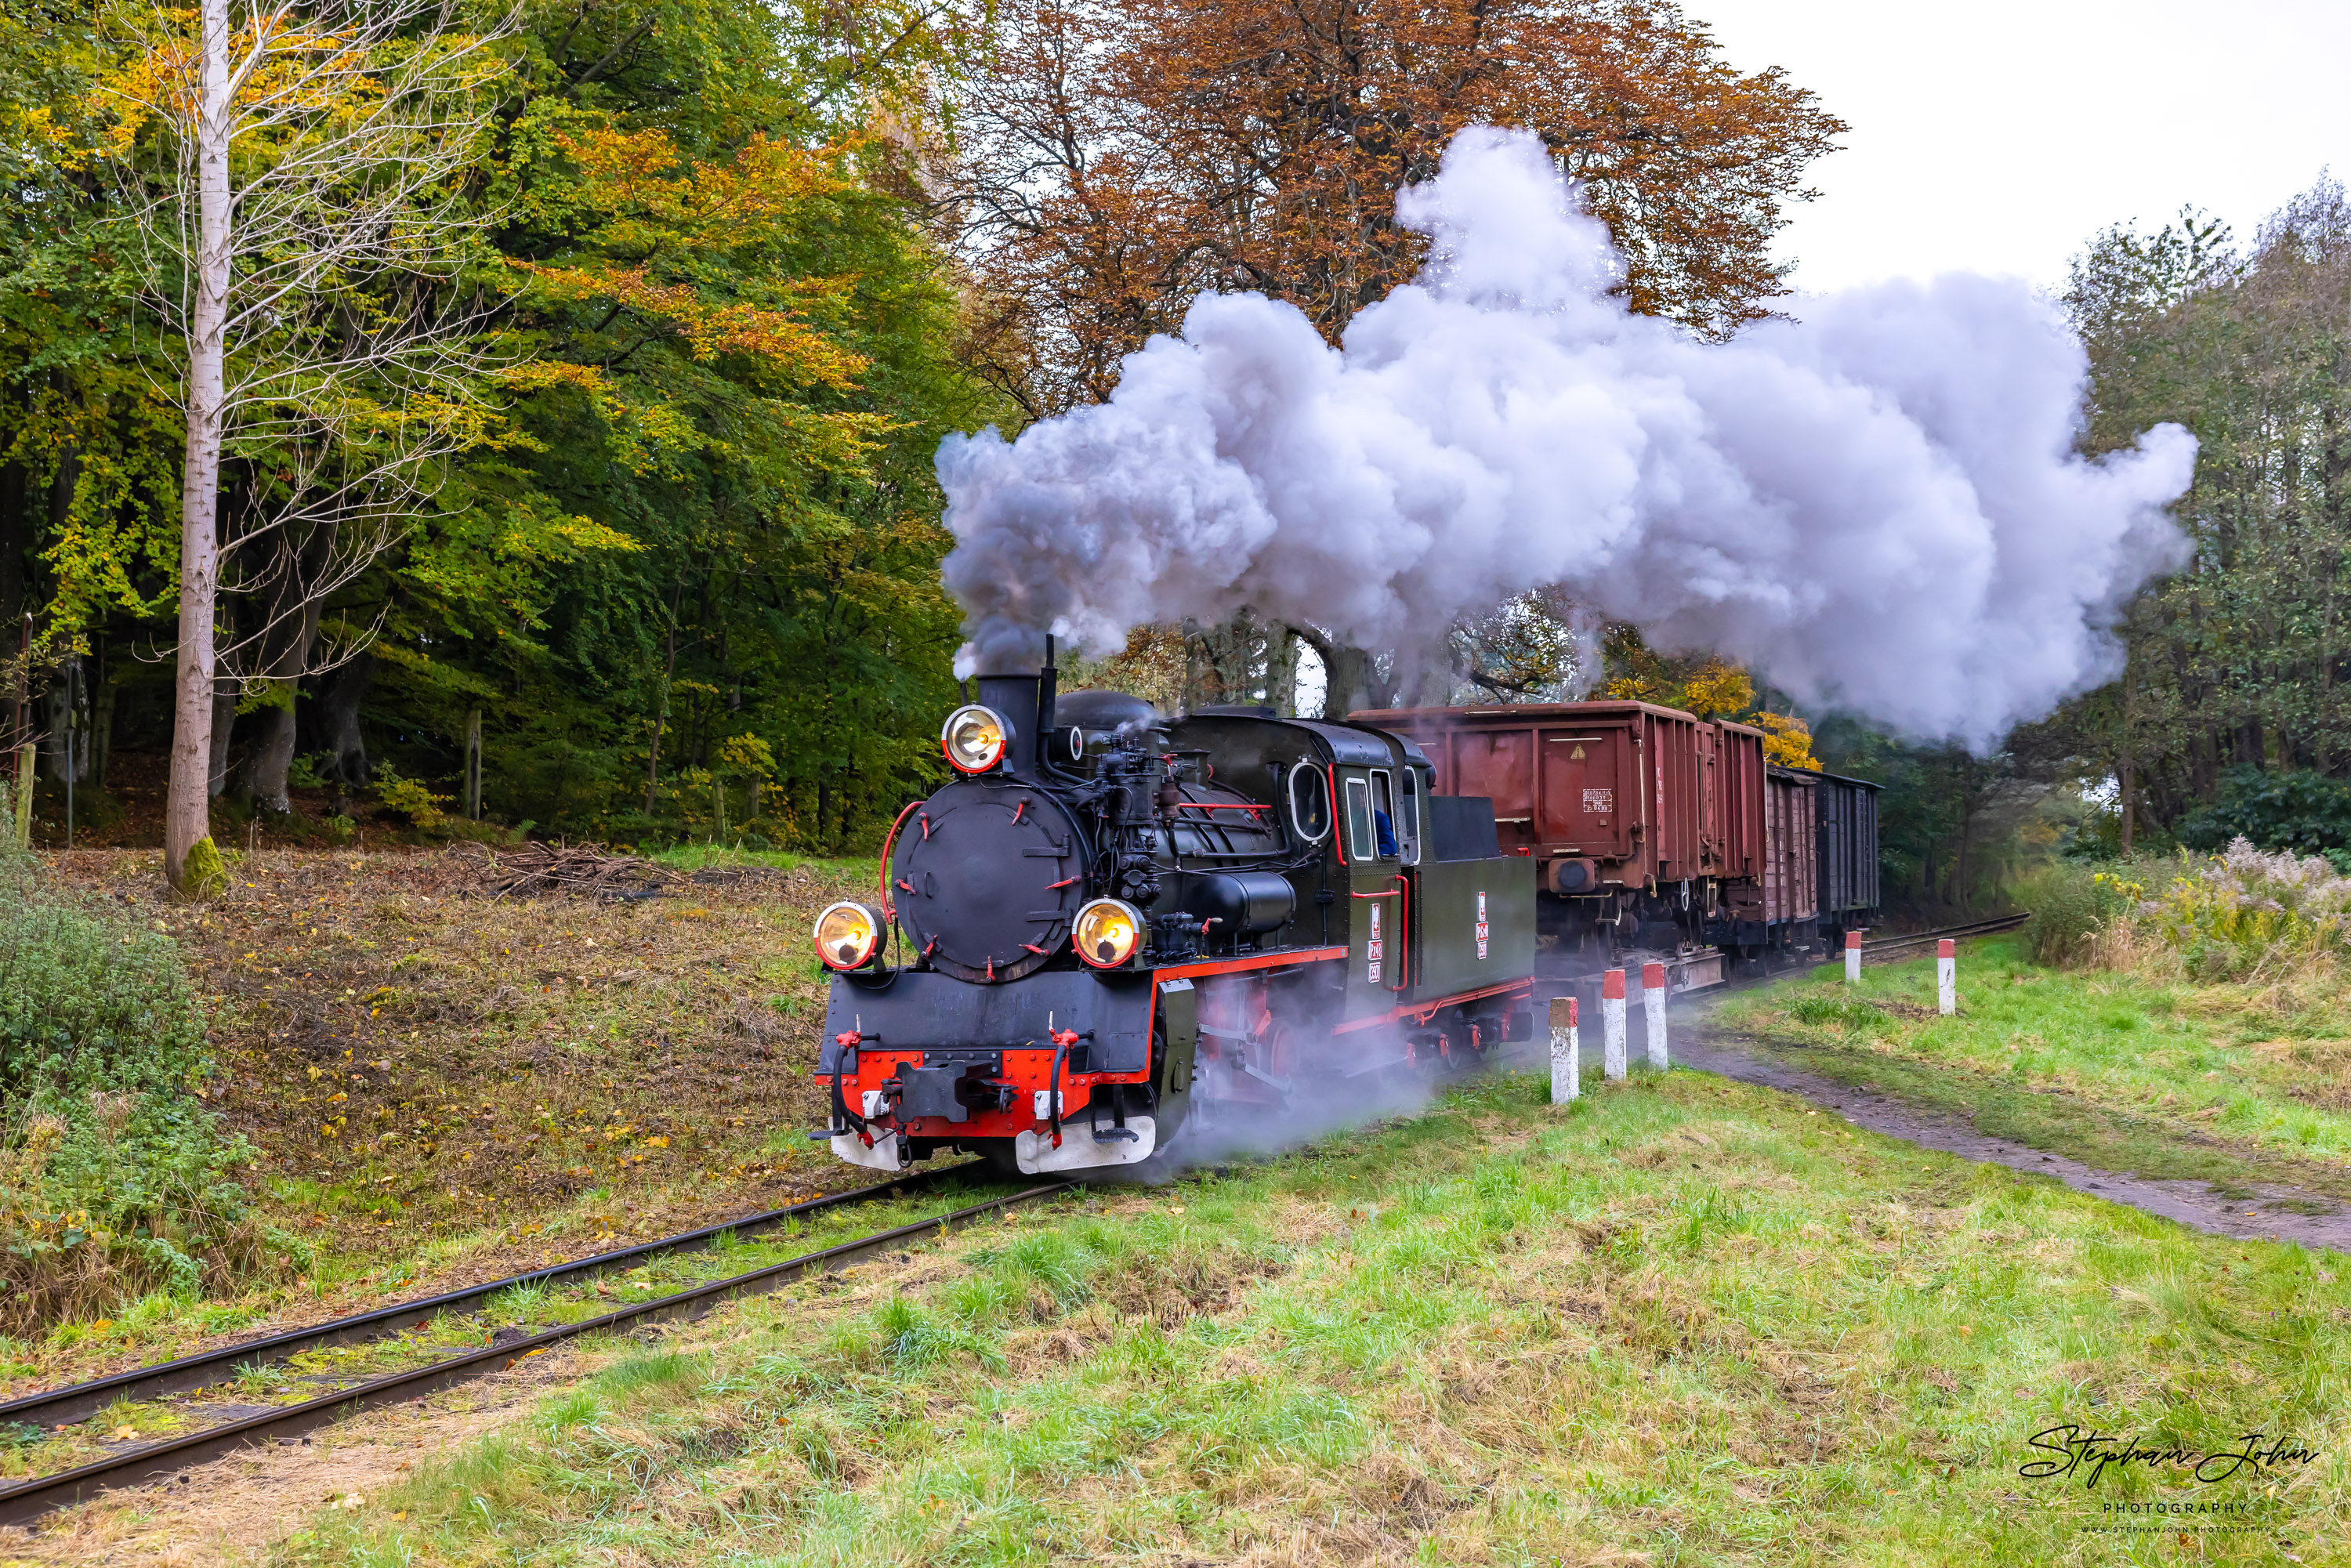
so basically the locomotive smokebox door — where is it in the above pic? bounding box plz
[892,780,1084,983]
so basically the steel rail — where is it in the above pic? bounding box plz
[1858,912,2028,958]
[0,1161,986,1432]
[0,1180,1074,1526]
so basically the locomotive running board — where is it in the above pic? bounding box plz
[1015,1115,1158,1175]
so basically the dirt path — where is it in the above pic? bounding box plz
[1648,1022,2351,1256]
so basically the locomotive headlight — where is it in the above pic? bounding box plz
[813,900,886,971]
[941,704,1009,773]
[1072,897,1143,969]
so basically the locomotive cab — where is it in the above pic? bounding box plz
[812,663,1536,1179]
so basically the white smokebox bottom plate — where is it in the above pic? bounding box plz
[830,1132,911,1173]
[1015,1116,1157,1175]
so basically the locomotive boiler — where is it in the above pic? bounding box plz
[811,661,1536,1177]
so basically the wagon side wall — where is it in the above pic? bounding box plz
[1762,771,1819,925]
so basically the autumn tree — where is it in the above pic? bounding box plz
[1601,622,1815,766]
[949,0,1844,418]
[85,0,516,885]
[2057,179,2351,842]
[368,0,1005,851]
[945,0,1840,710]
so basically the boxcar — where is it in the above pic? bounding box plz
[1802,766,1882,943]
[1712,766,1817,954]
[1350,701,1766,976]
[1705,764,1882,955]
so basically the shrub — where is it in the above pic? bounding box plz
[373,765,452,830]
[0,864,274,1327]
[2015,860,2138,968]
[2134,838,2351,981]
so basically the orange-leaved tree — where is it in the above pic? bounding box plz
[950,0,1846,417]
[1604,625,1816,765]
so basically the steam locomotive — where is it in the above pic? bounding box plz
[810,662,1537,1177]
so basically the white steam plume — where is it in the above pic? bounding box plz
[938,127,2196,746]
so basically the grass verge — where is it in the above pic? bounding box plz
[165,1069,2351,1566]
[10,846,882,1386]
[1717,937,2351,1200]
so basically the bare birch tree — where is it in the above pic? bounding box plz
[98,0,515,887]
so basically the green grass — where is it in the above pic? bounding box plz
[1718,937,2351,1197]
[0,1180,1017,1480]
[277,1071,2350,1565]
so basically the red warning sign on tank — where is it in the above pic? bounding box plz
[1476,890,1489,960]
[1367,902,1384,983]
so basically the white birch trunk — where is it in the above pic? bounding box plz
[165,0,234,889]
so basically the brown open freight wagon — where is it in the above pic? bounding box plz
[1349,701,1765,905]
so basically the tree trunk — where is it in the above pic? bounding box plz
[40,661,85,783]
[644,605,677,813]
[315,651,374,786]
[0,454,24,632]
[465,708,482,819]
[164,0,233,889]
[2118,653,2135,857]
[243,693,297,812]
[1265,625,1301,716]
[1320,643,1398,718]
[89,639,113,788]
[237,525,331,814]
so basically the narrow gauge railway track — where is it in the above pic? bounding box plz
[0,1171,1073,1526]
[2,1162,981,1431]
[1535,912,2031,1000]
[1857,911,2028,962]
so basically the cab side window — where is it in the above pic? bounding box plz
[1368,770,1399,859]
[1397,768,1422,864]
[1344,775,1376,861]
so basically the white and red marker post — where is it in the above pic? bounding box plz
[1549,995,1579,1103]
[1643,960,1668,1069]
[1938,938,1957,1015]
[1846,929,1862,984]
[1601,968,1628,1080]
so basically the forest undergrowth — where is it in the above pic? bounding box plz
[3,846,878,1390]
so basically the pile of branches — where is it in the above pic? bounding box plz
[451,841,675,902]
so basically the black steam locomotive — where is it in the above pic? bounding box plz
[811,660,1538,1175]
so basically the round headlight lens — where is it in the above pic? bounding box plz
[813,901,883,971]
[942,704,1008,773]
[1072,897,1143,969]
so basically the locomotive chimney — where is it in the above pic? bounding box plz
[1037,633,1060,754]
[974,636,1062,777]
[975,671,1041,777]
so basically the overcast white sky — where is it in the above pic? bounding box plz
[1689,0,2351,295]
